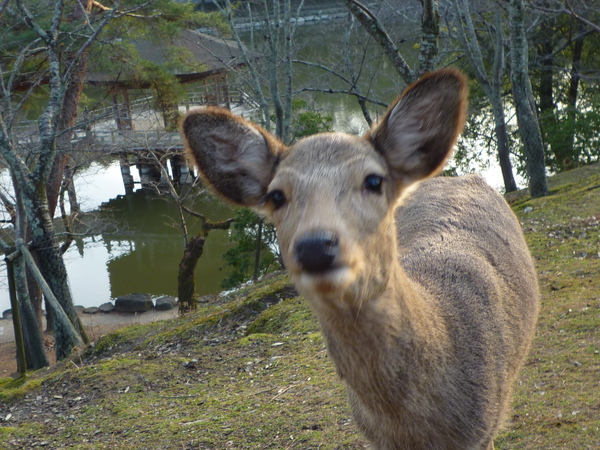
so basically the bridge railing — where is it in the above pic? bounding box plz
[76,129,183,152]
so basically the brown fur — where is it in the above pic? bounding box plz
[180,69,539,450]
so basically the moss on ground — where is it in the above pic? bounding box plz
[1,165,600,448]
[497,164,600,449]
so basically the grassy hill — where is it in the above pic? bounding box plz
[1,164,599,449]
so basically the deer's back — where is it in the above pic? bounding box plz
[397,175,538,420]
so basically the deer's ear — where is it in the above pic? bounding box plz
[181,107,283,207]
[369,69,468,184]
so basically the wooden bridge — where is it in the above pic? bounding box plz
[72,129,184,153]
[13,86,260,193]
[15,87,259,154]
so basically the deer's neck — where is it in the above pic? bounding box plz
[312,262,449,404]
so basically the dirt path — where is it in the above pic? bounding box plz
[0,309,178,376]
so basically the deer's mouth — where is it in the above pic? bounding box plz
[289,230,359,295]
[293,266,354,296]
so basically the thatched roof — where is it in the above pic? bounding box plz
[87,30,246,88]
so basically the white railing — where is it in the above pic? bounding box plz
[77,129,183,151]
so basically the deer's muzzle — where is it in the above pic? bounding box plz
[294,231,339,274]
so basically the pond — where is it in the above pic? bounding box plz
[0,161,235,313]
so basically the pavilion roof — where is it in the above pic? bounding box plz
[86,30,246,88]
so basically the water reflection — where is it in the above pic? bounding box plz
[0,162,234,312]
[97,189,234,302]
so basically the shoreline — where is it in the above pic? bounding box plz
[0,307,179,345]
[0,307,179,376]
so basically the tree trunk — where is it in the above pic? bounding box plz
[19,240,83,360]
[6,259,27,374]
[282,0,295,143]
[28,187,89,358]
[418,0,439,76]
[178,235,206,312]
[490,11,517,193]
[490,91,518,193]
[36,0,92,341]
[264,0,284,140]
[453,1,517,192]
[536,39,560,171]
[508,0,548,197]
[47,0,93,217]
[220,0,272,131]
[561,29,585,170]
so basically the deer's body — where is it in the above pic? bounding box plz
[181,69,539,449]
[321,175,538,449]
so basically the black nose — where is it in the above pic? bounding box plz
[294,231,339,274]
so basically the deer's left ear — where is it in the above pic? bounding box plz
[368,69,468,184]
[181,107,284,207]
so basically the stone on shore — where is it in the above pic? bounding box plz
[115,293,153,313]
[99,302,116,313]
[83,307,100,315]
[155,296,177,311]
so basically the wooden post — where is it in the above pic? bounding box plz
[222,73,231,110]
[16,240,83,350]
[120,88,134,130]
[111,93,123,130]
[6,258,27,375]
[170,156,181,185]
[120,155,135,194]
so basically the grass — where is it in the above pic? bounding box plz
[498,164,600,449]
[1,164,600,449]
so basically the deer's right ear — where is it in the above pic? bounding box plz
[368,69,468,185]
[181,107,283,207]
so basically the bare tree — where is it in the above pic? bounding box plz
[343,0,441,82]
[528,1,598,171]
[451,0,518,192]
[508,0,549,197]
[0,0,123,362]
[214,0,304,143]
[292,14,389,127]
[534,0,600,33]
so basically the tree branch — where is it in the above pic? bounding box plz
[532,1,600,34]
[297,87,388,107]
[343,0,415,84]
[63,0,121,83]
[0,0,10,18]
[292,60,353,85]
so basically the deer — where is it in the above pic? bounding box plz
[180,69,539,450]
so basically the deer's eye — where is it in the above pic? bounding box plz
[267,189,286,210]
[363,174,383,194]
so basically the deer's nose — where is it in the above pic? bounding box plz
[294,231,339,274]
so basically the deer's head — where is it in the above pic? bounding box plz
[181,69,467,310]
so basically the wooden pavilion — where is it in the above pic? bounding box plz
[86,29,248,131]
